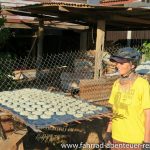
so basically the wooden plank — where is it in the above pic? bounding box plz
[94,20,105,79]
[1,121,14,132]
[0,129,27,150]
[4,23,31,29]
[18,142,24,150]
[111,14,150,25]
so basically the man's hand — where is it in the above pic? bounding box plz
[104,132,113,144]
[142,142,150,150]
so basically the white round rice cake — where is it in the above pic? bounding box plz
[29,107,36,112]
[14,107,24,112]
[86,111,95,115]
[25,107,33,112]
[96,107,103,111]
[40,114,52,119]
[67,111,76,115]
[74,113,83,118]
[32,111,43,115]
[36,102,45,105]
[21,105,28,109]
[28,115,38,120]
[20,111,31,116]
[56,111,66,116]
[38,107,47,112]
[44,111,54,116]
[42,105,51,109]
[33,105,42,109]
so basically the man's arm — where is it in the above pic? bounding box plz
[104,120,112,144]
[144,109,150,142]
[106,121,112,133]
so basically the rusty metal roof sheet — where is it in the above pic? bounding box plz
[0,0,41,8]
[16,1,95,8]
[100,0,135,6]
[43,2,94,8]
[101,0,134,4]
[7,1,150,30]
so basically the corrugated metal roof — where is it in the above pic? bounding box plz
[3,0,150,30]
[100,0,136,6]
[0,0,41,8]
[17,1,95,8]
[0,0,38,26]
[41,1,94,8]
[101,0,133,3]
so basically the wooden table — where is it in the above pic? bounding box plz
[0,111,27,150]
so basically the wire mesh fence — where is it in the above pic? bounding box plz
[0,51,95,92]
[0,44,150,101]
[0,50,111,131]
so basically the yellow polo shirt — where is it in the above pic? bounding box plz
[109,77,150,144]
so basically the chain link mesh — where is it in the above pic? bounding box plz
[0,51,94,92]
[0,43,150,102]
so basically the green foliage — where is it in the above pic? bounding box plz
[140,41,150,61]
[0,52,16,59]
[0,52,18,91]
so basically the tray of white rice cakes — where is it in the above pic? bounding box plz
[0,88,109,130]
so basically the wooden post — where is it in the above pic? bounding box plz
[80,31,87,50]
[31,32,37,60]
[36,20,44,69]
[127,30,132,47]
[94,20,105,79]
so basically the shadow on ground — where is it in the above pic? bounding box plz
[23,118,109,150]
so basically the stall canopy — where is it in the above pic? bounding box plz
[6,1,150,31]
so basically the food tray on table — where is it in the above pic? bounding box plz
[0,88,111,131]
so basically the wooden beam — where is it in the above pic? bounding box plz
[106,21,150,31]
[6,9,41,18]
[94,20,105,79]
[59,6,70,12]
[47,23,89,30]
[36,20,44,68]
[10,9,91,26]
[110,15,150,25]
[4,23,31,29]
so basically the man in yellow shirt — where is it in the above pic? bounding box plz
[105,47,150,150]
